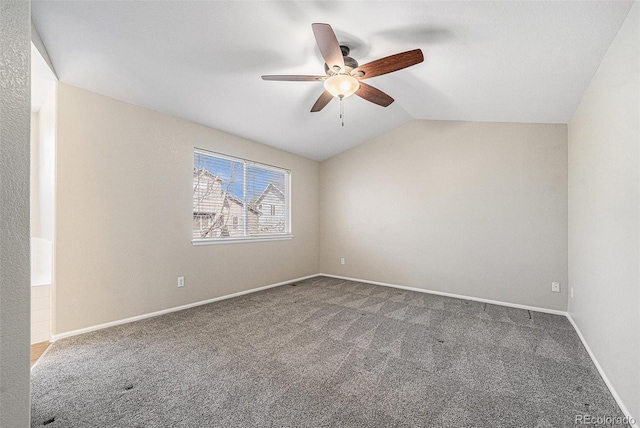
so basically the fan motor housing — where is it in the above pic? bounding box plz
[324,45,359,75]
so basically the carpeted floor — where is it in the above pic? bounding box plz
[31,276,624,427]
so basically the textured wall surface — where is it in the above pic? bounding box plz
[54,84,320,334]
[0,0,32,425]
[320,120,568,311]
[568,2,639,420]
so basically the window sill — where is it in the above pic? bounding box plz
[192,234,293,246]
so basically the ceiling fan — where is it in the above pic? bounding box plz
[262,23,424,123]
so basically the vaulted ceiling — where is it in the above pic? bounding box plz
[32,1,634,161]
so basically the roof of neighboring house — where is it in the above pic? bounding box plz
[228,194,260,215]
[255,183,285,205]
[193,167,223,183]
[194,186,260,216]
[194,167,260,215]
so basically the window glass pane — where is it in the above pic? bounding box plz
[193,150,290,241]
[193,153,244,239]
[247,164,287,235]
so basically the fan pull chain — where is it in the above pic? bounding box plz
[339,95,345,127]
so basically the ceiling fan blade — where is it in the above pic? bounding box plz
[353,49,424,79]
[355,82,394,107]
[310,90,334,112]
[261,75,325,81]
[312,23,345,71]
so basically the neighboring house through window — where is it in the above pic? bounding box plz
[192,149,291,243]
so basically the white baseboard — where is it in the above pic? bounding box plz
[50,272,564,342]
[566,314,638,428]
[320,273,567,315]
[51,273,320,342]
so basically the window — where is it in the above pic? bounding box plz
[193,149,291,243]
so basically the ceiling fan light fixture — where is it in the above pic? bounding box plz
[323,74,360,98]
[262,24,424,115]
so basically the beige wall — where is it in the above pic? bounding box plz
[0,0,31,425]
[54,84,320,334]
[320,120,568,311]
[35,86,56,242]
[31,112,40,235]
[568,1,639,420]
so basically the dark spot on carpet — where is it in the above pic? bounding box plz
[483,303,487,311]
[576,386,583,392]
[584,403,590,408]
[43,417,55,425]
[528,310,532,320]
[437,339,445,343]
[291,283,297,286]
[124,384,134,391]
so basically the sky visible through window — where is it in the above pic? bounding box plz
[194,152,285,202]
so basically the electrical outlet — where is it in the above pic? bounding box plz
[551,282,560,293]
[340,258,345,265]
[178,276,184,288]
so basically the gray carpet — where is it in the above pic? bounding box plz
[31,276,624,427]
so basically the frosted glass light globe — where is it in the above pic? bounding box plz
[323,74,360,98]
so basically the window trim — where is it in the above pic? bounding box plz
[192,148,292,245]
[192,234,293,246]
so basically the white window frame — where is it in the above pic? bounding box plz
[192,148,292,245]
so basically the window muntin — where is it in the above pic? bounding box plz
[193,150,290,242]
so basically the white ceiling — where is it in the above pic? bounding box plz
[31,1,634,161]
